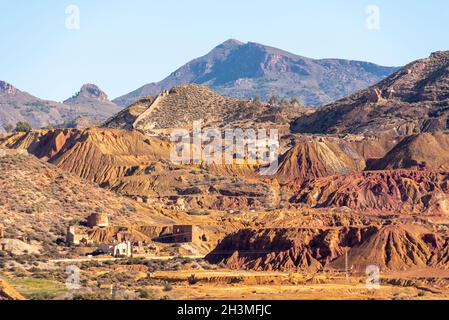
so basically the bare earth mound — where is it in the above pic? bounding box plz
[368,132,449,171]
[293,170,449,215]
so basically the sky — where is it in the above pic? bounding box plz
[0,0,448,101]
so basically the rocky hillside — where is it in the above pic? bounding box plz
[113,39,398,107]
[0,81,122,131]
[0,81,69,130]
[292,51,449,136]
[105,84,311,131]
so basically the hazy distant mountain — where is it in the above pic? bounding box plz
[113,39,399,107]
[0,82,122,131]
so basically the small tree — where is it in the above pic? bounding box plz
[188,274,198,285]
[268,95,279,105]
[253,95,261,103]
[3,123,14,133]
[15,121,32,132]
[290,97,302,106]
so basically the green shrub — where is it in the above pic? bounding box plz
[163,282,173,291]
[15,121,32,133]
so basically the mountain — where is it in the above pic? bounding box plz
[63,83,122,123]
[113,39,398,107]
[292,51,449,136]
[0,81,122,131]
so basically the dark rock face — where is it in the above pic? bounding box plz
[113,39,398,107]
[0,81,17,95]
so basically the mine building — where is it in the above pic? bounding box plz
[86,212,109,228]
[66,226,91,245]
[172,225,200,243]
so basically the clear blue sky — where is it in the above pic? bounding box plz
[1,0,448,101]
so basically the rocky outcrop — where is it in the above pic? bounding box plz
[63,84,122,123]
[0,81,18,95]
[64,84,110,104]
[0,81,122,130]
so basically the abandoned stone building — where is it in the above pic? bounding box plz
[172,225,202,243]
[86,212,109,228]
[66,226,91,245]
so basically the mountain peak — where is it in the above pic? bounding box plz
[0,81,18,95]
[64,83,110,104]
[79,83,109,101]
[218,38,244,48]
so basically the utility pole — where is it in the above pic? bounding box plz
[345,247,349,281]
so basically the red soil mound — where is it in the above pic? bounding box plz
[293,170,449,215]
